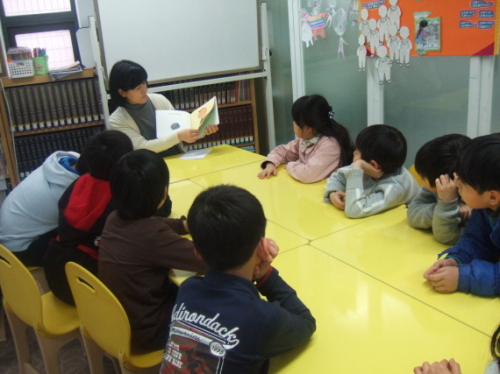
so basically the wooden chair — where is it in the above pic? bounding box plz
[408,164,423,187]
[0,244,80,374]
[65,261,163,374]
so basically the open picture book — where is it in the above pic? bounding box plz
[156,96,219,139]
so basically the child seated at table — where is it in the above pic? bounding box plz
[424,133,500,296]
[160,185,316,373]
[99,149,207,352]
[324,124,419,218]
[258,94,353,183]
[43,130,133,305]
[407,134,471,245]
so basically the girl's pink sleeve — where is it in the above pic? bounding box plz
[286,137,341,184]
[265,139,301,167]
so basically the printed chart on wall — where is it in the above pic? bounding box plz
[358,0,500,84]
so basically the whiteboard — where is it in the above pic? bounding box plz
[94,0,261,83]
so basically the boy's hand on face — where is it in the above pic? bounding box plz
[427,266,459,293]
[435,174,458,202]
[253,238,280,281]
[329,191,346,210]
[458,202,472,221]
[423,258,458,279]
[352,159,383,179]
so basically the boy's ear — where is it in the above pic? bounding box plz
[118,88,126,98]
[369,160,381,170]
[194,249,203,261]
[488,190,500,207]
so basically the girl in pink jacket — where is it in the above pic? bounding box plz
[258,95,353,183]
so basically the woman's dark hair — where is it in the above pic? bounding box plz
[110,149,169,220]
[291,95,354,167]
[109,60,148,107]
[414,134,470,188]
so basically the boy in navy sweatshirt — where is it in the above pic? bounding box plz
[160,185,316,374]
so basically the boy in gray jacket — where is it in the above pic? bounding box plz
[407,134,471,245]
[324,124,419,218]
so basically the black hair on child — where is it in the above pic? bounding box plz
[188,185,266,272]
[456,133,500,193]
[110,149,169,220]
[491,324,500,371]
[355,124,407,174]
[109,60,148,107]
[414,134,471,188]
[292,94,354,167]
[80,130,133,181]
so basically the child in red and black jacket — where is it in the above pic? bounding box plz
[43,130,133,305]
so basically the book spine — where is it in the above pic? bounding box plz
[5,89,20,133]
[173,89,180,109]
[53,83,70,125]
[65,82,79,124]
[31,85,46,129]
[24,86,38,130]
[14,138,26,179]
[79,80,92,123]
[93,79,105,120]
[194,87,200,107]
[87,79,99,121]
[17,87,31,131]
[72,80,86,123]
[221,83,227,105]
[45,84,61,127]
[38,85,53,128]
[179,86,185,109]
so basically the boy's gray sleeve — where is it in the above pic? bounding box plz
[342,168,406,218]
[407,188,436,229]
[432,198,462,245]
[324,168,347,202]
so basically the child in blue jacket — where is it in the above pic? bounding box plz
[424,133,500,296]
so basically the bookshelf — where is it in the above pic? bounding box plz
[0,69,105,188]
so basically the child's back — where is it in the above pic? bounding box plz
[160,185,315,374]
[407,134,471,244]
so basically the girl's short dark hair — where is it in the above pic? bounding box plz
[188,185,266,272]
[456,133,500,193]
[292,95,354,167]
[80,130,133,181]
[109,60,148,107]
[414,134,470,188]
[110,149,169,220]
[355,124,407,174]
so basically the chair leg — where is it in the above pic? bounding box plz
[80,327,107,374]
[35,329,79,374]
[4,304,41,374]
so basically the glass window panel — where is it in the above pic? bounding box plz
[16,30,74,69]
[2,0,70,16]
[384,57,470,168]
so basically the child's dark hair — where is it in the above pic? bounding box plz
[355,124,406,174]
[491,325,500,371]
[456,133,500,193]
[414,134,471,188]
[110,149,169,220]
[188,185,266,272]
[109,60,148,107]
[80,130,133,181]
[292,95,354,167]
[417,19,428,38]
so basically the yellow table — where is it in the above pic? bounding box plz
[310,207,500,336]
[269,246,490,374]
[191,163,378,241]
[164,144,265,183]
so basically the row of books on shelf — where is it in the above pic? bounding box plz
[4,77,105,133]
[183,105,255,152]
[162,79,251,111]
[14,125,104,179]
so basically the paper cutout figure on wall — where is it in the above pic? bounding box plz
[300,12,314,47]
[326,1,336,27]
[377,5,390,44]
[359,8,370,39]
[302,0,329,41]
[398,26,412,67]
[332,7,348,57]
[368,18,380,57]
[415,19,429,55]
[387,24,400,64]
[388,0,402,30]
[347,0,359,22]
[357,35,367,71]
[376,45,391,84]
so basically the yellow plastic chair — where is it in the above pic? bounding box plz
[65,262,163,374]
[0,244,80,374]
[408,164,423,187]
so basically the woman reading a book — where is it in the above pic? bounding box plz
[108,60,218,158]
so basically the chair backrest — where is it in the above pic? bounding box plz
[408,164,423,187]
[65,261,132,359]
[0,244,43,326]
